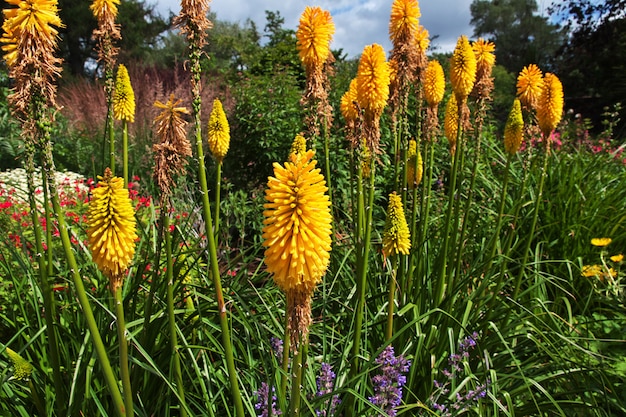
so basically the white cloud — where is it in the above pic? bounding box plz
[153,0,475,57]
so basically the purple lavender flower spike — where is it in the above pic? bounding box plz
[315,363,340,416]
[254,382,282,417]
[369,346,411,417]
[270,337,284,364]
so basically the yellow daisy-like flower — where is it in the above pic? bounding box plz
[382,192,411,257]
[504,99,524,155]
[536,72,564,137]
[611,254,624,263]
[423,59,445,107]
[290,134,307,158]
[472,38,496,72]
[413,25,430,53]
[262,149,332,295]
[87,168,138,282]
[112,64,135,123]
[449,35,476,102]
[407,139,423,189]
[5,347,33,381]
[340,78,359,123]
[444,94,459,154]
[356,43,391,116]
[389,0,420,46]
[207,98,230,163]
[90,0,120,23]
[516,64,543,109]
[591,237,612,247]
[296,6,335,69]
[581,264,603,278]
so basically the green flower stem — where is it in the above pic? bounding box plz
[322,116,333,210]
[41,125,125,417]
[190,54,244,415]
[512,137,551,300]
[122,121,129,188]
[386,256,399,341]
[24,142,65,417]
[486,155,512,270]
[28,379,46,417]
[413,140,434,302]
[114,284,134,417]
[279,313,291,402]
[164,213,187,417]
[106,67,116,175]
[436,117,464,305]
[347,159,376,416]
[214,161,222,239]
[289,339,307,417]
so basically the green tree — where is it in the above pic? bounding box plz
[550,0,626,138]
[470,0,565,73]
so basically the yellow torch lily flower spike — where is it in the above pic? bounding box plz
[504,99,524,155]
[389,0,420,46]
[382,192,411,257]
[262,149,332,346]
[444,94,459,155]
[290,134,307,158]
[450,35,476,103]
[424,60,445,107]
[113,64,135,123]
[516,64,543,110]
[356,44,391,153]
[87,168,138,288]
[407,139,423,189]
[341,78,359,125]
[207,98,230,163]
[536,72,564,138]
[296,6,335,70]
[471,38,496,99]
[5,347,33,381]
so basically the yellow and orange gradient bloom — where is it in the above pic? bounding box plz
[516,64,543,109]
[536,73,564,137]
[450,35,476,103]
[296,6,335,70]
[389,0,420,46]
[87,168,138,284]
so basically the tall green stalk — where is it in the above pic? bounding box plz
[114,285,134,417]
[164,213,187,417]
[122,120,129,187]
[289,340,307,417]
[214,162,222,238]
[23,140,65,416]
[386,256,399,341]
[512,138,551,300]
[189,44,244,416]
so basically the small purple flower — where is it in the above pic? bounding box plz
[254,382,281,417]
[315,363,340,416]
[369,346,411,417]
[270,337,284,364]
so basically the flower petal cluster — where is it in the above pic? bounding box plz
[407,139,423,189]
[516,64,543,109]
[423,60,445,107]
[173,0,212,46]
[290,134,307,158]
[340,78,359,124]
[382,192,411,257]
[356,43,391,117]
[207,98,230,163]
[5,347,33,380]
[254,382,282,417]
[113,64,135,123]
[471,38,495,99]
[504,99,524,155]
[444,94,459,154]
[315,363,340,416]
[536,72,563,137]
[413,25,430,53]
[87,168,137,281]
[369,346,411,417]
[1,0,63,112]
[262,149,332,295]
[449,35,476,102]
[591,237,611,247]
[153,95,191,196]
[389,0,420,46]
[296,6,334,69]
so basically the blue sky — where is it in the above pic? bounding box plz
[154,0,478,57]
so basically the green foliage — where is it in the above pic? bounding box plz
[0,71,21,170]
